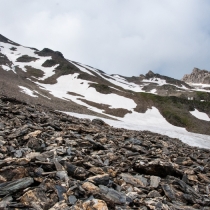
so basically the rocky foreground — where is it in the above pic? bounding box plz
[0,97,210,210]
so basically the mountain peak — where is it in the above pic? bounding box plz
[182,68,210,84]
[146,70,155,76]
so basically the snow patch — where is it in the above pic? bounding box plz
[64,107,210,149]
[19,86,37,98]
[142,78,167,86]
[37,73,137,113]
[1,65,11,71]
[0,42,59,79]
[190,109,210,121]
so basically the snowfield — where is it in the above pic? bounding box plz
[38,73,137,113]
[0,42,59,79]
[64,107,210,149]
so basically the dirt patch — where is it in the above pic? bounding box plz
[16,55,39,62]
[89,83,112,94]
[67,92,84,97]
[25,66,44,78]
[10,47,17,51]
[79,98,131,118]
[0,53,13,67]
[42,59,58,67]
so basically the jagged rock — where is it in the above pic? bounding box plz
[120,173,147,187]
[148,190,161,198]
[82,181,100,194]
[182,68,210,84]
[63,162,89,180]
[86,174,110,186]
[68,195,77,205]
[133,160,183,178]
[0,177,34,195]
[150,175,161,188]
[49,201,69,210]
[99,185,127,205]
[82,198,108,210]
[0,196,13,208]
[20,188,51,209]
[161,184,176,201]
[55,185,67,201]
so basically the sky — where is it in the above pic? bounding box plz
[1,0,210,79]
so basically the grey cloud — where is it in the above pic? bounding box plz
[1,0,210,79]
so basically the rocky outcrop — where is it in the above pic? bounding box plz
[182,68,210,84]
[0,96,210,209]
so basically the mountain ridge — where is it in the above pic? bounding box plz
[0,33,210,141]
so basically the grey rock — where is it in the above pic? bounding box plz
[14,150,23,158]
[99,185,126,205]
[86,174,110,186]
[161,184,176,201]
[182,68,210,84]
[55,185,66,201]
[0,177,34,195]
[150,176,161,188]
[68,195,77,205]
[148,190,161,198]
[121,173,147,187]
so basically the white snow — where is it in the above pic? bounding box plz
[0,65,11,71]
[0,42,59,79]
[187,83,210,93]
[69,61,95,76]
[75,63,145,92]
[190,109,210,121]
[37,73,137,113]
[142,78,167,86]
[64,107,210,149]
[19,86,37,97]
[150,89,157,94]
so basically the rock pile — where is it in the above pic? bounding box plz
[0,96,210,209]
[182,68,210,84]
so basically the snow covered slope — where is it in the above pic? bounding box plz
[1,34,210,149]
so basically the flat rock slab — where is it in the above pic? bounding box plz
[0,177,34,196]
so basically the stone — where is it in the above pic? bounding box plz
[0,177,34,196]
[150,176,161,188]
[20,188,51,209]
[82,198,108,210]
[133,160,183,178]
[99,185,126,205]
[86,174,110,186]
[161,184,176,201]
[148,190,161,198]
[68,195,77,205]
[63,162,89,180]
[82,181,100,194]
[49,201,69,210]
[121,173,147,187]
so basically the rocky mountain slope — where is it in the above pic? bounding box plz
[0,33,210,141]
[182,68,210,85]
[0,96,210,209]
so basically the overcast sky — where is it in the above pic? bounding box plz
[1,0,210,79]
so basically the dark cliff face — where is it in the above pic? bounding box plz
[0,34,20,46]
[182,68,210,84]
